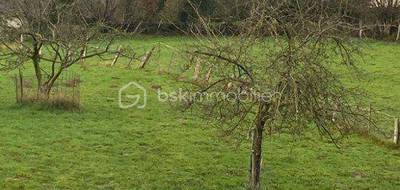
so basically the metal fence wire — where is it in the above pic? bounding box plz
[15,71,81,108]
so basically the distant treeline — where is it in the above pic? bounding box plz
[1,0,399,40]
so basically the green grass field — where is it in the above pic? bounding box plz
[0,36,399,189]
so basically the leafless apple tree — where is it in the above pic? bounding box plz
[180,0,375,189]
[0,0,133,98]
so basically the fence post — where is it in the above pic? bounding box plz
[18,69,23,102]
[15,74,19,103]
[111,45,122,67]
[140,47,156,69]
[193,60,201,80]
[396,24,400,41]
[394,118,399,145]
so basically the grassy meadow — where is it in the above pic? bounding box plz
[0,36,399,189]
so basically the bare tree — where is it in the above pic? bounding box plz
[0,0,127,97]
[179,0,373,189]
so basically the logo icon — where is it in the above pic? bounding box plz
[119,82,147,109]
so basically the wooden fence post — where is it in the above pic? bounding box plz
[18,69,23,102]
[359,20,363,39]
[111,45,122,67]
[396,24,400,41]
[81,46,87,63]
[193,60,201,80]
[15,74,19,103]
[394,118,399,145]
[140,47,156,69]
[205,67,213,83]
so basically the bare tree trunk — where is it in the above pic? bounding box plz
[41,69,64,98]
[81,47,87,63]
[250,103,268,190]
[396,24,400,41]
[383,23,391,37]
[33,53,42,91]
[32,40,42,92]
[80,46,88,69]
[20,34,24,48]
[359,20,363,39]
[250,124,263,190]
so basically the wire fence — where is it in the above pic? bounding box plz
[357,24,400,40]
[15,71,81,108]
[363,105,400,145]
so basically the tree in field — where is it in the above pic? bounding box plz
[181,0,373,189]
[0,0,125,97]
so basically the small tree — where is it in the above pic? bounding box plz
[0,0,123,97]
[181,0,372,189]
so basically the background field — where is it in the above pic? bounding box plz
[0,36,399,189]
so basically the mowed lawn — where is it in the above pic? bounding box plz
[0,36,399,189]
